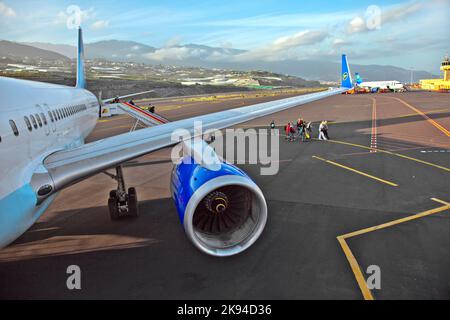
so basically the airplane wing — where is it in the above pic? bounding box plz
[116,101,169,127]
[31,87,347,202]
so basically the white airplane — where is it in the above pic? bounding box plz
[354,72,404,92]
[0,28,353,256]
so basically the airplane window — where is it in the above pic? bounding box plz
[24,116,32,131]
[40,113,47,125]
[9,120,19,136]
[48,111,54,123]
[30,114,38,129]
[35,114,42,127]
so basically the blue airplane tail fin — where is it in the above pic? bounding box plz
[341,54,353,89]
[76,27,86,89]
[355,72,362,85]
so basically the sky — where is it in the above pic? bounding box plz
[0,0,448,73]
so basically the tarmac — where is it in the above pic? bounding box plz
[0,91,449,300]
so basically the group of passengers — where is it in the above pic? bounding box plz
[270,118,330,142]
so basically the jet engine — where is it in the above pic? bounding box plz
[171,144,267,257]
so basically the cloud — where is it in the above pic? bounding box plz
[347,16,366,34]
[165,36,182,48]
[272,30,328,51]
[91,20,109,30]
[332,38,352,48]
[233,30,329,61]
[143,29,329,63]
[0,2,16,17]
[346,1,425,34]
[55,7,96,26]
[145,46,209,61]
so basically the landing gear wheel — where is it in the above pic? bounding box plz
[105,166,140,220]
[128,187,139,218]
[108,190,120,220]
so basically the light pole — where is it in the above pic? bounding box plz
[410,67,414,85]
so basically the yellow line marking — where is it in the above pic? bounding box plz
[312,155,399,187]
[394,107,450,119]
[431,198,450,206]
[392,97,450,137]
[318,138,450,173]
[340,204,450,239]
[338,198,450,300]
[322,107,450,126]
[337,237,375,300]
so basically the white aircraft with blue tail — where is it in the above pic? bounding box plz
[0,28,353,256]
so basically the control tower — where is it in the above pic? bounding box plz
[420,55,450,92]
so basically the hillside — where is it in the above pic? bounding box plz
[0,41,69,62]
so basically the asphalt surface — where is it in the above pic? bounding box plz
[0,91,449,300]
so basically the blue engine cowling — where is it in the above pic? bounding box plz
[171,156,267,257]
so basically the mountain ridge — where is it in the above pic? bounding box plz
[3,39,438,82]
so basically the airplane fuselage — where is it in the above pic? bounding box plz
[358,80,404,90]
[0,76,99,247]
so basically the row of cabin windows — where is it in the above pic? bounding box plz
[6,104,87,138]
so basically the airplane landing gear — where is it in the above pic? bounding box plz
[106,166,139,220]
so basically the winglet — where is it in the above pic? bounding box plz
[76,27,86,89]
[341,54,353,89]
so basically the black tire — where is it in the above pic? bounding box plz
[128,187,139,218]
[108,196,120,220]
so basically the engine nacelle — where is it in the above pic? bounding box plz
[171,156,267,257]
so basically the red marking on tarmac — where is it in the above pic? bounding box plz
[122,102,168,124]
[370,98,377,153]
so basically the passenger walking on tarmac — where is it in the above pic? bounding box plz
[305,121,313,140]
[318,121,329,140]
[285,122,294,141]
[297,118,306,141]
[290,123,296,141]
[285,122,291,140]
[322,121,330,140]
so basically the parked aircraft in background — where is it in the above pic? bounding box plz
[354,72,404,92]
